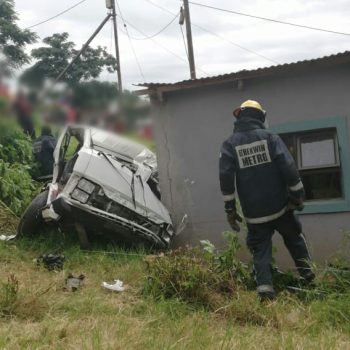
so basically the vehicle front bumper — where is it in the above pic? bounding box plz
[52,196,170,248]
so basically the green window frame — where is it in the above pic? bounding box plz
[270,116,350,214]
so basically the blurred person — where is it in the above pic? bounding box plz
[13,90,35,138]
[0,82,9,99]
[33,126,56,178]
[63,101,77,123]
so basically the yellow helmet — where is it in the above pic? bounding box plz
[233,100,266,118]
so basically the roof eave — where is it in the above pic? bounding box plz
[137,51,350,97]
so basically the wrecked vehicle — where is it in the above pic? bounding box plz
[18,125,174,248]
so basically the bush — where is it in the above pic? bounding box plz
[0,118,39,215]
[0,118,34,166]
[0,274,19,317]
[0,274,47,320]
[144,231,350,316]
[143,232,254,309]
[0,160,38,216]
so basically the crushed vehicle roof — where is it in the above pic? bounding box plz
[90,127,154,161]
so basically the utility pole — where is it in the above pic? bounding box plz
[50,1,123,98]
[109,0,123,92]
[183,0,196,79]
[55,14,111,84]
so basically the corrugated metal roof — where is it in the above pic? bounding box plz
[137,51,350,93]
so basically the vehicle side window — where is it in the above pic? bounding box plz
[59,133,70,163]
[64,135,80,161]
[59,131,82,163]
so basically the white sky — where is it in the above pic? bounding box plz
[14,0,350,90]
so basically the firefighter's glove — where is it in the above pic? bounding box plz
[226,209,243,232]
[287,197,304,212]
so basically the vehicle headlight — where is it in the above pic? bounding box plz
[71,188,89,203]
[77,178,96,194]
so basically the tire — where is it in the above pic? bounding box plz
[17,190,49,236]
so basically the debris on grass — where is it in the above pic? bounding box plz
[0,199,19,239]
[0,234,16,241]
[102,279,125,292]
[65,274,85,292]
[36,254,65,271]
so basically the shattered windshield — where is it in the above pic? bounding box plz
[90,128,157,168]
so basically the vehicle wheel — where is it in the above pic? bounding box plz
[17,190,49,236]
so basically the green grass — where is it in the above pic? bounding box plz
[0,230,350,349]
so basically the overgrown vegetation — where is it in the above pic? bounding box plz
[0,118,34,165]
[144,231,350,329]
[144,232,254,309]
[0,274,19,317]
[0,231,349,349]
[0,175,346,346]
[0,118,39,215]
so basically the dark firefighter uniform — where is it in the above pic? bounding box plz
[219,100,314,300]
[33,127,57,177]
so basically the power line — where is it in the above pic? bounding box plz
[119,20,188,68]
[142,0,279,65]
[189,1,350,37]
[125,25,147,81]
[114,0,208,75]
[26,0,88,29]
[118,15,209,75]
[131,13,179,40]
[115,1,146,81]
[116,12,179,41]
[192,22,280,65]
[180,25,189,60]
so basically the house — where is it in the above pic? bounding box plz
[139,52,350,266]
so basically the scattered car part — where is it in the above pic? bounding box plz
[0,234,16,241]
[101,279,125,292]
[65,273,85,291]
[37,254,65,271]
[0,200,19,240]
[18,125,174,248]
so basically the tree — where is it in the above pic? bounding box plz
[73,80,119,109]
[21,32,117,87]
[0,0,37,73]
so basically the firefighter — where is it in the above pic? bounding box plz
[33,126,57,178]
[219,100,314,300]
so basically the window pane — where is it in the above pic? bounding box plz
[301,169,342,200]
[300,132,337,168]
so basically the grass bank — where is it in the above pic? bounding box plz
[0,229,350,350]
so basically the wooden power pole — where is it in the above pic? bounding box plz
[110,0,123,92]
[183,0,196,79]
